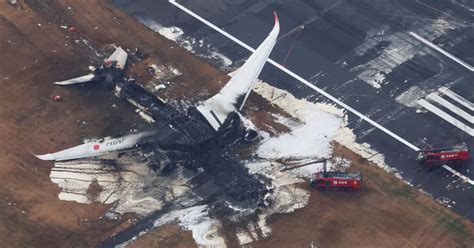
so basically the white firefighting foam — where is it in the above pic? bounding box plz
[153,205,226,248]
[50,152,192,216]
[254,81,345,163]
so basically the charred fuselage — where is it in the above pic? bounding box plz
[115,79,247,150]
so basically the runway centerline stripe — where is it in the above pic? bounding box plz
[427,93,473,124]
[169,0,474,185]
[438,86,474,111]
[409,32,474,72]
[418,99,473,136]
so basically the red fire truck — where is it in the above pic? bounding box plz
[280,159,363,191]
[310,171,362,191]
[417,143,470,166]
[308,160,362,191]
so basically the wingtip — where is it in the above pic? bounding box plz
[26,147,35,156]
[271,11,280,36]
[54,81,72,86]
[26,147,53,161]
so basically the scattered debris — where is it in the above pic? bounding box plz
[133,47,149,60]
[154,84,166,92]
[52,95,62,101]
[105,211,120,220]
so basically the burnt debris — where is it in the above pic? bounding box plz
[75,52,268,209]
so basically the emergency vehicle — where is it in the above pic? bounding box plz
[310,171,362,191]
[307,160,362,191]
[417,143,469,166]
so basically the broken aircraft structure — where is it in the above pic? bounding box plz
[32,13,292,231]
[33,13,280,168]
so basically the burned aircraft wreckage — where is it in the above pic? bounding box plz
[33,13,280,207]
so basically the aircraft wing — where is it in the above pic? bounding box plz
[54,74,96,85]
[105,46,128,69]
[54,47,128,86]
[197,12,280,131]
[31,131,157,161]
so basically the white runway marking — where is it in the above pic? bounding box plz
[418,99,473,136]
[169,0,474,185]
[438,86,474,111]
[442,165,474,185]
[409,32,474,72]
[427,93,473,124]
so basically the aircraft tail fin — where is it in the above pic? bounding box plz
[197,12,280,131]
[105,46,127,69]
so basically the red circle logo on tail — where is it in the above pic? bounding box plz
[93,144,100,151]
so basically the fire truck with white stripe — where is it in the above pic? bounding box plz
[417,143,470,166]
[309,160,362,191]
[281,159,362,191]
